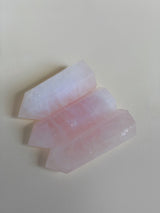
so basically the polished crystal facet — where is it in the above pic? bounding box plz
[45,110,136,173]
[19,61,96,120]
[28,88,116,149]
[18,61,136,173]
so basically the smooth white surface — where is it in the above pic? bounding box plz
[0,0,158,212]
[18,60,96,119]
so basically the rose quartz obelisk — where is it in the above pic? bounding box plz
[45,110,136,173]
[18,60,136,174]
[28,88,116,149]
[18,61,96,120]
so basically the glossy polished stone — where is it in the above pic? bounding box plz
[18,61,136,174]
[19,61,96,120]
[28,87,116,149]
[45,109,136,173]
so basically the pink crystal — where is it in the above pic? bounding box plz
[45,109,136,173]
[19,61,96,120]
[18,61,136,174]
[28,87,116,149]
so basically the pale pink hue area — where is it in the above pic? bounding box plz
[18,61,136,174]
[45,110,136,173]
[18,61,96,120]
[28,87,116,149]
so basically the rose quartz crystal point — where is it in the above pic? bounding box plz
[45,110,136,173]
[18,61,96,120]
[28,88,116,149]
[18,60,136,173]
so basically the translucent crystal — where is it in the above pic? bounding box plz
[19,61,96,120]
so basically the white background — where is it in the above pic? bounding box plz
[1,0,159,212]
